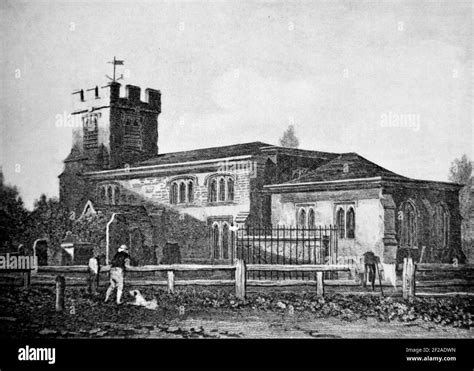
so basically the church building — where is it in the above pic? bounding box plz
[59,81,465,266]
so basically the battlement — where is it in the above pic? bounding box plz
[72,82,161,114]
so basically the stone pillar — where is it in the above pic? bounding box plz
[381,194,398,264]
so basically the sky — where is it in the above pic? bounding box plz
[0,0,472,209]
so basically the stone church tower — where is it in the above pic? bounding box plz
[59,81,161,213]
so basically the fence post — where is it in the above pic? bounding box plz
[407,258,415,298]
[55,275,65,312]
[316,271,324,297]
[402,257,416,299]
[23,271,31,288]
[167,270,175,294]
[402,258,407,299]
[235,259,246,300]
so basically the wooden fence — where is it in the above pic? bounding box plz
[33,261,351,299]
[5,259,473,299]
[402,258,474,298]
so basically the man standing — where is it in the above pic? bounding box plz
[88,252,104,296]
[105,245,131,304]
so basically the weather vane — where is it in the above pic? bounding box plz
[106,56,124,82]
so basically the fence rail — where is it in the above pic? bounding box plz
[5,260,473,298]
[28,260,351,299]
[402,259,474,298]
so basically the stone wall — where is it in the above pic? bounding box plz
[151,207,210,263]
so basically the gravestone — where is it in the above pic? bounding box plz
[160,242,181,264]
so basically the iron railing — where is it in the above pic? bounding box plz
[235,225,339,280]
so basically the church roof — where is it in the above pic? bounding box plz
[288,152,409,183]
[135,141,272,166]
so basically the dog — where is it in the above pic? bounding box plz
[129,289,158,310]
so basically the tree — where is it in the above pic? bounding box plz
[22,195,73,252]
[449,155,474,263]
[279,125,300,148]
[448,154,472,185]
[0,169,28,249]
[72,212,109,247]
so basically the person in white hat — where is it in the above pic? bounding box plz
[105,244,131,304]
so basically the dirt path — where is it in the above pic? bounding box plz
[87,311,473,339]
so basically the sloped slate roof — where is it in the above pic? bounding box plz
[289,152,408,183]
[135,141,272,166]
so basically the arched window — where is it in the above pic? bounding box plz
[114,187,120,205]
[298,208,307,227]
[336,208,345,238]
[208,175,235,203]
[346,207,355,239]
[227,178,234,201]
[209,179,217,202]
[222,223,230,260]
[179,182,186,203]
[435,204,449,249]
[187,182,194,203]
[170,183,178,204]
[107,186,114,205]
[99,187,106,202]
[400,201,417,248]
[308,208,315,228]
[218,178,226,202]
[212,224,220,259]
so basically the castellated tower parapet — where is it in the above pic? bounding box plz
[72,82,161,115]
[66,81,161,172]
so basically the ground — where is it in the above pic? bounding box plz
[0,286,472,339]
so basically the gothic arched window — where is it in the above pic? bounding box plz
[114,187,120,205]
[227,178,234,201]
[99,186,106,203]
[435,204,449,249]
[107,186,114,205]
[179,182,186,204]
[170,183,178,204]
[336,208,345,238]
[298,208,307,227]
[187,182,194,203]
[222,223,230,260]
[209,179,217,202]
[346,207,355,239]
[212,224,220,259]
[218,178,226,202]
[400,201,417,248]
[208,175,235,203]
[308,208,315,228]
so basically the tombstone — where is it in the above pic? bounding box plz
[35,240,48,266]
[73,243,94,265]
[160,242,181,264]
